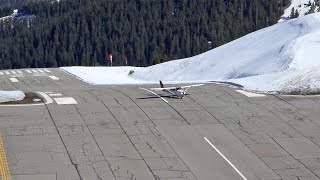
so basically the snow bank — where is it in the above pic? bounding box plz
[0,91,25,103]
[61,66,146,85]
[231,67,320,93]
[62,13,320,94]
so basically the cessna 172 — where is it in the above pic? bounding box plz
[139,81,204,102]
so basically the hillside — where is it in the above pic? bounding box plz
[0,0,290,69]
[279,0,319,22]
[63,13,320,94]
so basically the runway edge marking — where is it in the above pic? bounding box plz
[0,133,11,180]
[204,137,248,180]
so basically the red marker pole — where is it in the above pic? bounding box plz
[109,53,113,66]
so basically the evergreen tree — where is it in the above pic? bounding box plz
[0,0,291,69]
[290,7,295,19]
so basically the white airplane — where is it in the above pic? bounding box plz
[139,81,204,102]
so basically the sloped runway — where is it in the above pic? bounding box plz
[1,68,320,179]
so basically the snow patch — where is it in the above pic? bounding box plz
[0,91,25,103]
[61,66,147,85]
[0,9,34,22]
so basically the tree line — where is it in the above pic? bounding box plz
[0,0,290,69]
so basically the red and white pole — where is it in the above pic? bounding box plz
[109,53,113,66]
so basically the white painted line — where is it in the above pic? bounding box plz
[26,70,32,73]
[5,71,10,75]
[0,72,3,75]
[11,71,17,74]
[44,69,51,72]
[49,76,59,80]
[37,91,53,104]
[17,70,23,74]
[34,78,40,83]
[204,137,248,180]
[139,87,168,103]
[49,93,62,97]
[45,92,53,94]
[38,69,44,73]
[0,103,45,107]
[54,97,77,105]
[280,94,320,98]
[9,78,19,82]
[32,70,38,73]
[236,90,266,97]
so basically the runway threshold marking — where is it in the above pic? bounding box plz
[236,90,266,97]
[204,137,247,180]
[0,72,3,75]
[44,69,51,73]
[0,134,11,180]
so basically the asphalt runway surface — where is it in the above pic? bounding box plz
[1,68,320,180]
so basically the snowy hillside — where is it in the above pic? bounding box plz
[279,0,318,22]
[62,13,320,94]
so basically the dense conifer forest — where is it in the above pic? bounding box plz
[0,0,290,69]
[0,0,31,9]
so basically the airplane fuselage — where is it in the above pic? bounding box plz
[164,89,185,98]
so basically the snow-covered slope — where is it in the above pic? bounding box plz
[279,0,318,22]
[133,14,320,81]
[62,13,320,94]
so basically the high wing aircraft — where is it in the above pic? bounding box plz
[139,81,204,102]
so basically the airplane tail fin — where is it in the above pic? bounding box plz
[160,81,164,88]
